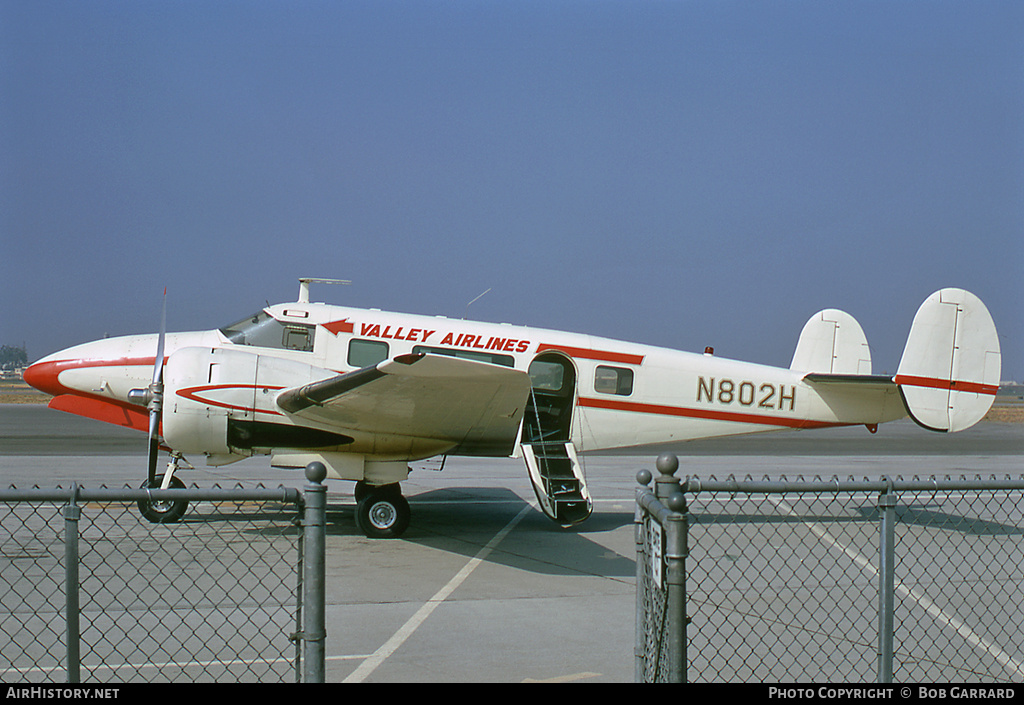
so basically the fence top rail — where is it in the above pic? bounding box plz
[636,487,686,525]
[678,475,1024,495]
[0,485,303,504]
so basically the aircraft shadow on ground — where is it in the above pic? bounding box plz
[689,503,1023,536]
[324,486,637,579]
[860,504,1024,535]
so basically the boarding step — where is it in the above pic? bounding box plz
[521,441,593,527]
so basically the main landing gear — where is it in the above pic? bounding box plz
[354,481,411,539]
[138,452,190,524]
[134,453,413,537]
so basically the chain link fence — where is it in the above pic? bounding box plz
[0,481,326,683]
[636,455,1024,683]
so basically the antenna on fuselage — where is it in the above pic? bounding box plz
[298,277,352,303]
[463,288,492,319]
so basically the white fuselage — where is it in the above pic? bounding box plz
[26,286,1000,534]
[26,300,906,466]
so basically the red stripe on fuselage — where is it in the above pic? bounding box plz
[536,344,644,366]
[24,357,159,431]
[23,357,159,398]
[577,396,846,429]
[48,394,151,432]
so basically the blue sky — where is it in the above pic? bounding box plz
[2,0,1021,380]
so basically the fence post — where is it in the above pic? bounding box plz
[634,468,653,682]
[64,486,81,684]
[643,454,689,682]
[302,462,328,683]
[877,479,896,683]
[657,454,689,684]
[665,496,688,683]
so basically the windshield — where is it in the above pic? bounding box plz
[219,311,315,352]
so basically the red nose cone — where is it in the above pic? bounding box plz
[22,361,63,396]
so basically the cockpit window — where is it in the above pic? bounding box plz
[220,311,315,352]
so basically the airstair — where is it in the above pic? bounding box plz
[521,441,592,527]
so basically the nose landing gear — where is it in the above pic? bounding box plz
[138,452,190,524]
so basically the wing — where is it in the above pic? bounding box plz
[277,353,532,457]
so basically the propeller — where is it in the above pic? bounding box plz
[128,288,167,486]
[129,288,190,523]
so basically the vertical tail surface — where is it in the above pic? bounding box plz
[790,308,872,374]
[896,288,1000,432]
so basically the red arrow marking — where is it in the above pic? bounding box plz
[323,318,354,335]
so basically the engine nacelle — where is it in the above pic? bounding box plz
[162,346,353,464]
[162,347,257,460]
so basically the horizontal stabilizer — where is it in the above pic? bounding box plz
[895,288,1000,433]
[801,373,906,427]
[802,373,896,391]
[791,309,872,375]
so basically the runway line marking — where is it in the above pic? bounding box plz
[766,495,1024,680]
[3,654,300,678]
[343,502,535,683]
[522,671,601,683]
[3,651,377,679]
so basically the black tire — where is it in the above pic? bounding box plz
[354,481,400,503]
[356,490,410,539]
[138,476,189,524]
[354,480,370,503]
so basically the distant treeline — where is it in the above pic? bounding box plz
[0,345,28,370]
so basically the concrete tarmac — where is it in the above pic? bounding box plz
[1,404,1021,682]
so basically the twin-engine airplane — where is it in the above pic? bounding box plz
[25,279,1001,537]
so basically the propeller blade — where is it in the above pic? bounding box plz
[152,287,167,385]
[146,288,167,485]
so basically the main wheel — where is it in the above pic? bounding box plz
[138,475,189,524]
[356,489,410,539]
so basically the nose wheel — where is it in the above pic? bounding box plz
[138,452,190,523]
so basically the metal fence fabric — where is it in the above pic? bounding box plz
[1,487,303,683]
[636,509,674,682]
[634,459,689,683]
[1,500,65,681]
[882,487,1024,682]
[636,459,1024,684]
[686,488,881,682]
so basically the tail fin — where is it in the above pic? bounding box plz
[791,308,873,374]
[896,288,1001,432]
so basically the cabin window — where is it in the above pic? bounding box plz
[348,339,389,368]
[595,365,633,396]
[282,325,315,352]
[220,311,315,352]
[412,346,514,367]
